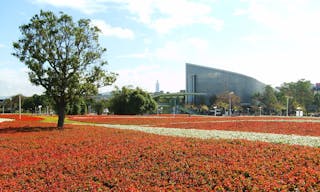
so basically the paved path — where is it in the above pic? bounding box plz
[95,124,320,148]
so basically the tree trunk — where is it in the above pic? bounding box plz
[57,102,66,129]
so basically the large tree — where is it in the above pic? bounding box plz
[13,10,116,128]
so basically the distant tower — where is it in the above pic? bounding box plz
[156,80,160,93]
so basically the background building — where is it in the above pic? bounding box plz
[186,63,266,105]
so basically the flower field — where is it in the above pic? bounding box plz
[0,114,320,191]
[69,115,320,136]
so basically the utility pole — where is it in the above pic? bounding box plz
[19,95,21,120]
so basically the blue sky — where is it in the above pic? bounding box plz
[1,0,320,97]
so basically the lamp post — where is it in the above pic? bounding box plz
[38,105,42,115]
[19,95,21,120]
[286,96,292,116]
[213,106,217,116]
[259,106,262,116]
[229,92,234,116]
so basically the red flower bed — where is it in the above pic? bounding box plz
[0,114,43,121]
[68,115,320,136]
[0,123,319,191]
[68,114,204,125]
[160,121,320,136]
[0,119,56,134]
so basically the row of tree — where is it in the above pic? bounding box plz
[192,79,318,116]
[0,94,104,115]
[1,86,158,116]
[2,79,319,120]
[252,79,317,115]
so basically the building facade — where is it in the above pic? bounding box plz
[186,63,266,105]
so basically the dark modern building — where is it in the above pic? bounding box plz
[186,63,266,105]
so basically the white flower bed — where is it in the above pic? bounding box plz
[97,124,320,147]
[0,118,13,123]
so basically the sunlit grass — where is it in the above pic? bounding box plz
[39,115,90,125]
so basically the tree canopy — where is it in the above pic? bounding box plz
[251,79,316,116]
[279,79,314,112]
[108,86,157,115]
[13,10,116,128]
[214,92,241,114]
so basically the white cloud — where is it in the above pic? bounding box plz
[124,0,154,24]
[34,0,223,33]
[34,0,107,14]
[240,0,320,38]
[116,48,151,59]
[91,20,134,39]
[0,67,43,97]
[153,38,212,64]
[123,0,223,34]
[150,0,223,33]
[101,64,185,93]
[240,34,270,44]
[233,8,248,16]
[231,0,320,86]
[0,44,5,48]
[118,37,210,62]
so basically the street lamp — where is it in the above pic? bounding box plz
[19,95,21,120]
[38,105,42,115]
[286,96,292,116]
[259,106,262,116]
[229,92,234,116]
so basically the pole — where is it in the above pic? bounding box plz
[229,92,233,116]
[259,107,262,116]
[19,95,21,120]
[286,97,289,116]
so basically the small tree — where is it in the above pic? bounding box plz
[13,10,116,128]
[108,86,157,115]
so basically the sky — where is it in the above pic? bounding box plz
[1,0,320,97]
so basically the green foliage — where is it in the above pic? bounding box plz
[262,85,280,115]
[22,94,51,113]
[65,97,88,115]
[313,93,320,112]
[12,10,116,127]
[108,87,157,115]
[94,99,108,115]
[251,79,316,115]
[215,92,240,110]
[279,79,313,113]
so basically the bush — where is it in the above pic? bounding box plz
[108,86,157,115]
